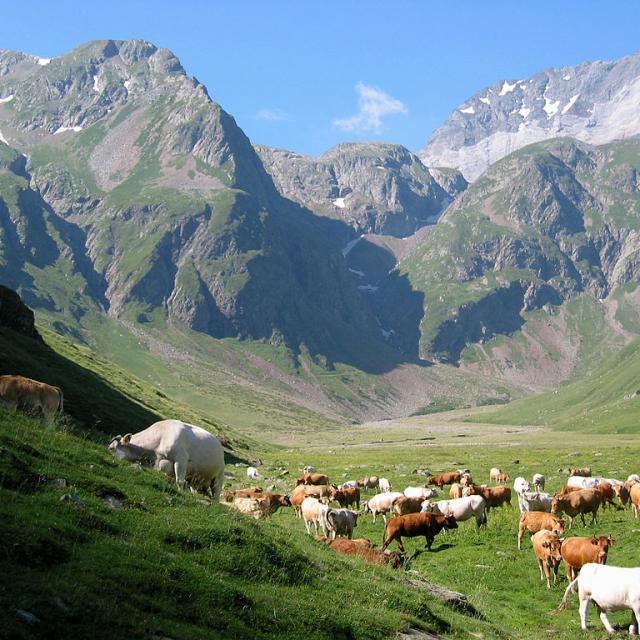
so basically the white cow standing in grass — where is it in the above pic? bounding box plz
[108,419,225,498]
[558,563,640,634]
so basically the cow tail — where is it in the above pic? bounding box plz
[556,577,579,612]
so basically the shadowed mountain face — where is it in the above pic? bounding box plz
[0,39,426,373]
[420,50,640,181]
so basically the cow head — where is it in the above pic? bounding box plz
[108,434,141,461]
[295,477,305,486]
[420,500,436,513]
[592,536,613,563]
[444,515,458,530]
[551,519,566,536]
[550,498,561,514]
[542,538,562,564]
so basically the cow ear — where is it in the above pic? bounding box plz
[609,537,615,545]
[122,433,132,445]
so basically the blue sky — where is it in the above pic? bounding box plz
[2,1,639,156]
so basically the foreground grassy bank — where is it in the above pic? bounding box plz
[0,409,497,640]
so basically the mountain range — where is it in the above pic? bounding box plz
[1,39,639,423]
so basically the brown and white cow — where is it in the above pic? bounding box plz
[561,535,613,582]
[0,374,63,427]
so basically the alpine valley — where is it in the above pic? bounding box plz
[2,39,640,431]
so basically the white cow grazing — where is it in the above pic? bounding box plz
[421,495,487,528]
[108,419,225,498]
[301,497,330,535]
[518,491,552,513]
[532,473,545,492]
[514,477,531,495]
[247,466,260,479]
[379,478,392,493]
[364,492,403,524]
[558,563,640,634]
[404,486,437,499]
[325,508,360,539]
[338,480,360,490]
[567,476,601,489]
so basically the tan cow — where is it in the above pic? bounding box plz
[561,535,613,582]
[630,483,640,518]
[531,530,563,588]
[551,489,601,528]
[295,473,329,486]
[518,511,565,550]
[0,374,63,427]
[489,467,510,483]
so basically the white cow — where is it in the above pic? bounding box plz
[532,473,545,492]
[338,480,360,490]
[421,495,487,528]
[567,476,601,489]
[518,491,552,513]
[627,474,640,485]
[364,492,403,524]
[325,508,360,539]
[403,486,437,499]
[558,563,640,634]
[301,497,330,535]
[379,478,392,493]
[247,466,260,479]
[514,477,531,495]
[108,419,225,498]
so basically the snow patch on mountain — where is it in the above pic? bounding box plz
[459,106,475,115]
[499,81,517,96]
[37,58,51,66]
[0,94,14,103]
[54,125,83,135]
[543,97,561,118]
[333,197,346,209]
[479,96,491,105]
[562,94,579,114]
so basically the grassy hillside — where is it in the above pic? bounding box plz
[0,409,493,640]
[472,338,640,432]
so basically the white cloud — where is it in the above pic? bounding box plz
[255,108,290,121]
[333,82,407,133]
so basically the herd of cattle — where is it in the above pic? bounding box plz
[3,374,640,633]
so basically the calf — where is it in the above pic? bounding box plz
[330,486,360,509]
[531,530,563,588]
[557,563,640,634]
[0,374,64,427]
[551,489,601,528]
[392,496,424,516]
[301,497,330,535]
[561,535,613,582]
[295,473,329,486]
[490,468,510,483]
[426,471,461,488]
[364,492,403,523]
[532,473,545,492]
[518,511,565,550]
[325,508,360,539]
[381,512,457,553]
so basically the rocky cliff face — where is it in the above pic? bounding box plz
[419,50,640,181]
[256,142,466,237]
[0,285,40,340]
[0,40,385,363]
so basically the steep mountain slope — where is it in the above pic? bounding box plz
[256,142,466,237]
[386,137,640,388]
[0,39,388,365]
[420,50,640,180]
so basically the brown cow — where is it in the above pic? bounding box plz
[0,374,63,427]
[616,483,630,507]
[381,512,457,553]
[357,476,379,491]
[392,496,423,516]
[320,537,404,568]
[228,493,291,519]
[531,530,563,588]
[291,484,333,516]
[426,471,461,488]
[569,467,592,477]
[330,486,360,509]
[561,535,613,581]
[295,473,329,486]
[470,485,511,510]
[551,489,601,528]
[596,482,617,510]
[518,511,565,550]
[222,487,264,502]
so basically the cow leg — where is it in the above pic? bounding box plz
[580,512,586,527]
[579,597,589,630]
[304,519,311,535]
[537,558,545,582]
[382,513,388,525]
[596,606,615,634]
[173,457,188,491]
[630,605,640,635]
